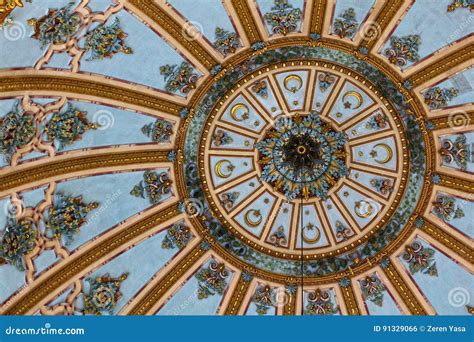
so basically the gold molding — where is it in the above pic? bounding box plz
[230,0,263,45]
[223,274,252,315]
[2,203,181,315]
[438,172,474,193]
[0,148,171,195]
[128,242,207,315]
[282,289,297,316]
[408,44,474,88]
[0,74,183,115]
[421,219,474,264]
[380,263,427,315]
[127,0,218,70]
[359,0,405,51]
[308,0,328,35]
[339,283,361,315]
[429,110,474,130]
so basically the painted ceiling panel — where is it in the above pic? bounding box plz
[330,0,376,40]
[380,0,473,71]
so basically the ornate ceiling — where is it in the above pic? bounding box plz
[0,0,472,316]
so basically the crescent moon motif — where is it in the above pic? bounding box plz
[283,75,303,93]
[342,90,363,109]
[230,103,250,122]
[244,209,263,227]
[354,200,374,218]
[214,159,234,179]
[372,143,393,164]
[302,225,321,244]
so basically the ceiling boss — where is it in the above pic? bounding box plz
[256,113,348,201]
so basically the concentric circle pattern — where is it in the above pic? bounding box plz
[0,0,472,316]
[198,63,409,260]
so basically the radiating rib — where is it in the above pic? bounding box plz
[308,0,328,35]
[224,273,253,315]
[339,281,361,315]
[428,111,474,130]
[379,262,428,315]
[358,0,405,51]
[0,72,183,115]
[229,0,264,45]
[0,147,172,196]
[420,219,474,265]
[407,43,474,88]
[127,242,207,315]
[437,172,474,193]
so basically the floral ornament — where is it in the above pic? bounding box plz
[219,191,239,210]
[333,8,358,39]
[447,0,474,12]
[318,73,336,92]
[268,226,287,247]
[403,241,438,276]
[83,273,128,315]
[44,104,99,150]
[365,113,388,130]
[432,194,464,221]
[384,35,421,67]
[253,285,275,315]
[250,80,268,98]
[160,62,199,95]
[263,0,302,36]
[439,134,469,170]
[214,27,240,56]
[130,171,172,204]
[0,101,36,163]
[335,220,352,241]
[423,86,459,110]
[211,129,233,146]
[256,113,348,200]
[28,3,80,48]
[304,289,338,315]
[195,261,230,300]
[370,178,393,195]
[141,118,173,143]
[360,275,386,307]
[162,222,192,249]
[45,193,99,244]
[84,18,132,61]
[0,218,37,271]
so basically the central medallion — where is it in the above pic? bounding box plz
[256,113,348,200]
